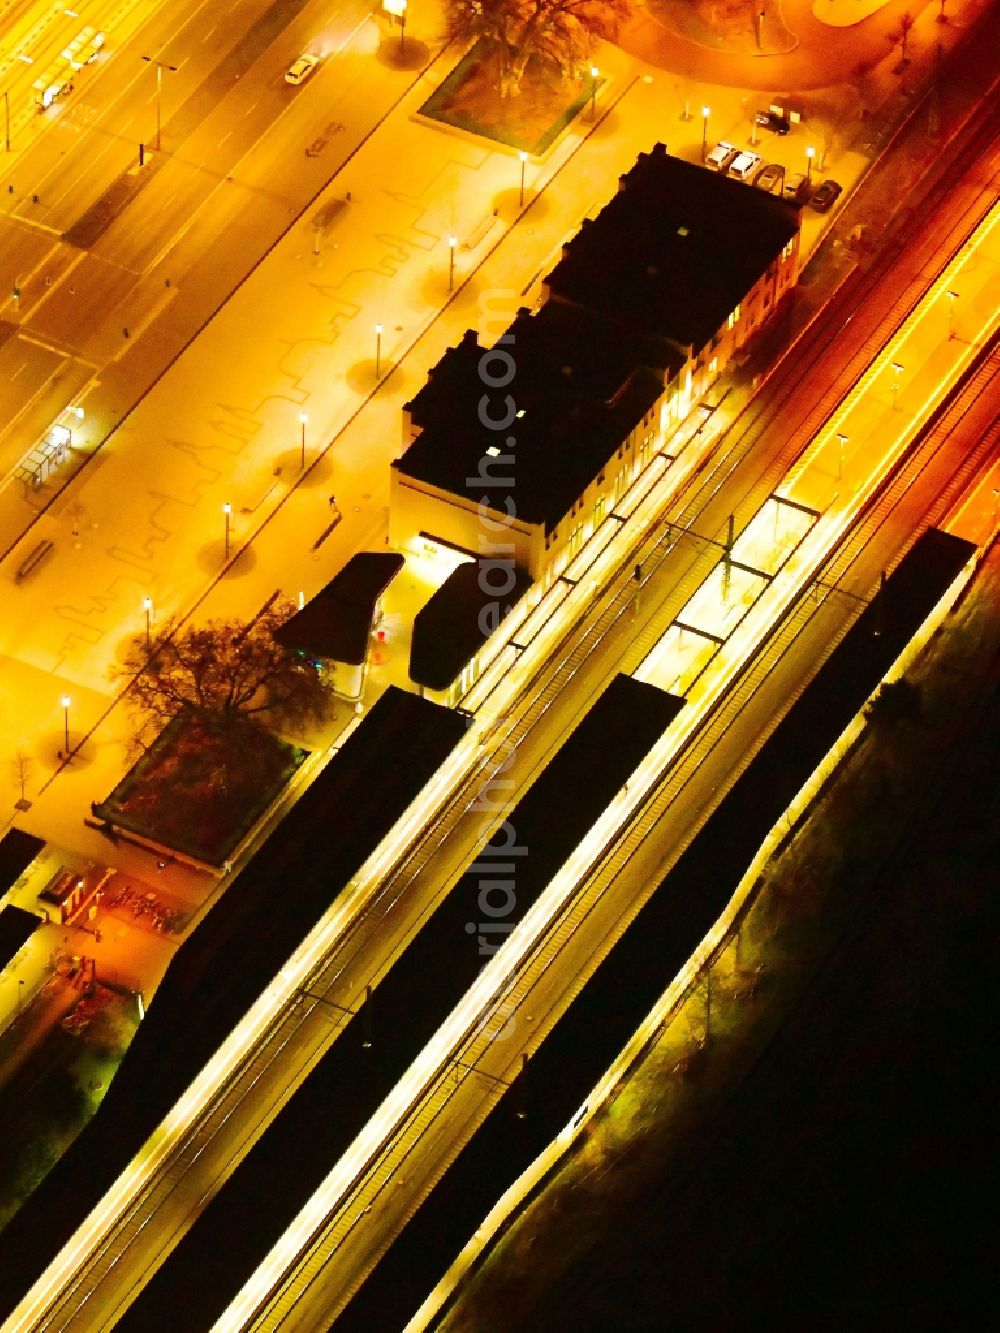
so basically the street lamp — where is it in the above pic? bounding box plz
[589,66,599,123]
[945,289,959,340]
[222,502,232,560]
[518,150,527,208]
[701,105,710,159]
[375,323,383,379]
[298,410,308,470]
[400,0,407,52]
[141,55,178,153]
[4,90,10,153]
[447,236,456,293]
[890,361,904,411]
[60,695,71,758]
[805,144,815,184]
[992,487,999,529]
[143,596,153,650]
[835,432,848,481]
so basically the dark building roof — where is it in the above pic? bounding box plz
[396,301,674,531]
[0,904,38,972]
[409,559,534,691]
[275,552,404,665]
[0,828,43,892]
[0,689,468,1319]
[112,674,683,1331]
[545,142,800,353]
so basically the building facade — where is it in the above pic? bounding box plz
[391,144,800,585]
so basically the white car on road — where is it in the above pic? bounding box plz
[285,53,320,86]
[728,150,762,183]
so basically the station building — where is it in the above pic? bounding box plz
[392,298,677,580]
[389,143,800,698]
[542,142,801,408]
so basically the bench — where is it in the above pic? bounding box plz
[462,210,502,251]
[14,539,55,583]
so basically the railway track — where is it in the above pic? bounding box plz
[14,108,999,1333]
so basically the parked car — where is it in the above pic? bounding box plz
[782,171,809,203]
[704,140,737,171]
[809,178,843,213]
[755,109,791,135]
[285,53,320,85]
[728,150,762,182]
[754,162,784,193]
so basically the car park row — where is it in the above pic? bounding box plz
[704,138,841,212]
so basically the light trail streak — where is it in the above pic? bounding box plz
[8,188,996,1333]
[408,532,984,1333]
[214,206,1000,1333]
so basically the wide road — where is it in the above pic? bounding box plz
[0,0,381,535]
[14,114,997,1330]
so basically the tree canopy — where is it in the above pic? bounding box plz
[445,0,628,97]
[114,600,335,741]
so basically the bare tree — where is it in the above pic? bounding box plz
[112,600,335,741]
[853,59,876,120]
[894,11,915,70]
[444,0,628,98]
[11,751,33,807]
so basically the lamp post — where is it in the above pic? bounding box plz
[518,150,527,208]
[991,487,999,529]
[890,361,904,411]
[223,502,232,560]
[805,144,815,185]
[589,66,599,123]
[447,236,456,293]
[298,410,308,470]
[701,105,710,159]
[400,0,407,52]
[375,323,383,379]
[143,597,153,650]
[835,432,848,481]
[3,90,10,153]
[945,289,958,340]
[60,695,71,758]
[141,55,177,152]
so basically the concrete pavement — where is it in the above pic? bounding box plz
[1,0,991,953]
[623,0,993,88]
